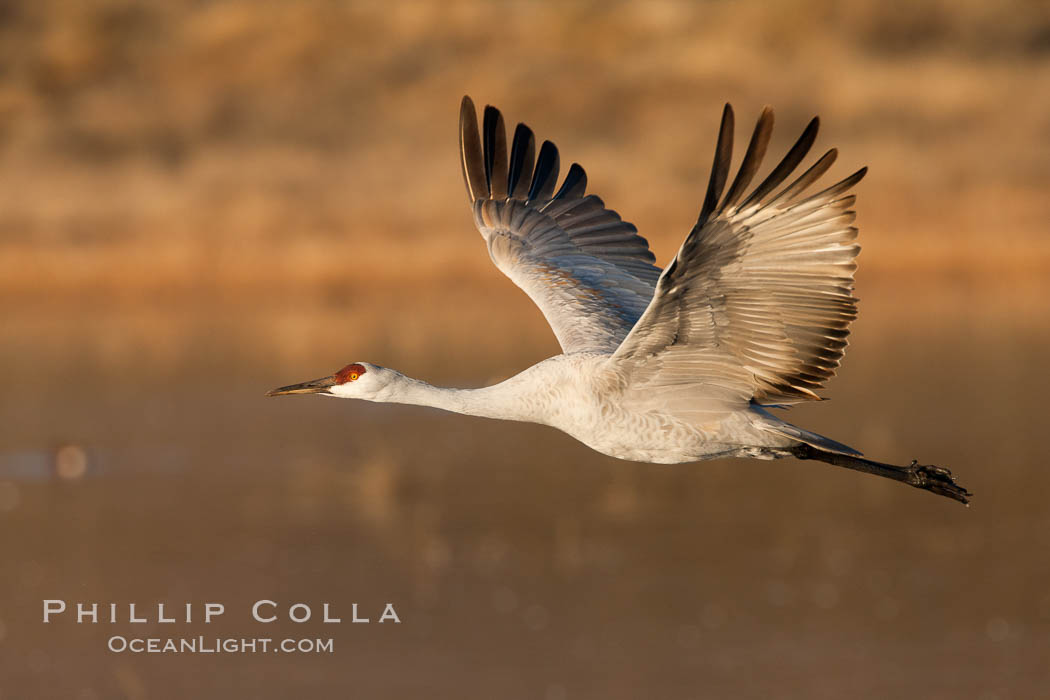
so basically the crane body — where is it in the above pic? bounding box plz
[268,97,971,504]
[315,354,824,464]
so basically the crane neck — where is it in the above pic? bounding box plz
[378,374,536,422]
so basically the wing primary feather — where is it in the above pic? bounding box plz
[698,103,735,227]
[508,123,536,199]
[773,148,837,203]
[459,96,488,202]
[806,166,868,203]
[459,98,662,354]
[739,116,819,210]
[607,103,866,405]
[553,162,587,200]
[720,106,774,212]
[483,106,509,199]
[528,140,560,202]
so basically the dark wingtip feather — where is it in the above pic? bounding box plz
[508,123,536,200]
[483,105,509,199]
[809,166,868,203]
[459,96,488,202]
[720,106,774,212]
[528,140,561,202]
[773,147,838,203]
[739,115,820,209]
[554,162,587,200]
[836,166,868,191]
[698,103,735,227]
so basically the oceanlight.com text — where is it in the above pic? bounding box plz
[107,636,334,654]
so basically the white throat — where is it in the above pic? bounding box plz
[374,374,535,422]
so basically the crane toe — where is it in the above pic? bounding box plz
[905,461,972,506]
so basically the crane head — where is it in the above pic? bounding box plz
[266,362,389,399]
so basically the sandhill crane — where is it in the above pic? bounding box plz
[268,96,970,505]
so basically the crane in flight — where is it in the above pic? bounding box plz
[268,96,970,505]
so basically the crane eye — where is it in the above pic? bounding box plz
[335,363,366,384]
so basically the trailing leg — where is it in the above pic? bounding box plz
[790,444,971,505]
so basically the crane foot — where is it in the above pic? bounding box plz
[902,461,971,505]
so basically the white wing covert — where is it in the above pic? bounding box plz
[459,97,662,353]
[612,105,867,407]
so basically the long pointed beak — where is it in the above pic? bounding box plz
[266,375,337,397]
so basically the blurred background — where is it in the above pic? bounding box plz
[1,0,1048,697]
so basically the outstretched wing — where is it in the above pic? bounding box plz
[460,96,662,353]
[612,104,866,407]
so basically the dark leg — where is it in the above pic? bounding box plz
[790,444,971,505]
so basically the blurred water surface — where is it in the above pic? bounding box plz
[1,279,1048,699]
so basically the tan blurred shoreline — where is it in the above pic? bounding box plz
[2,0,1048,312]
[2,157,1047,306]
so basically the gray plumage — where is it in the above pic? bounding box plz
[460,96,863,405]
[460,95,661,354]
[268,97,971,505]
